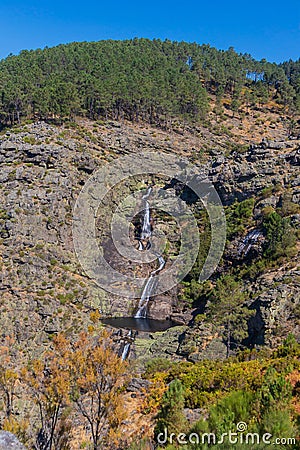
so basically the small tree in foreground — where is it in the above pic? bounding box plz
[0,336,19,419]
[69,330,128,449]
[23,330,128,450]
[155,379,187,437]
[22,334,73,450]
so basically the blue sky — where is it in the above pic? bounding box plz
[0,0,299,63]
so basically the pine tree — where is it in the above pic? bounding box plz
[207,275,254,357]
[155,379,187,436]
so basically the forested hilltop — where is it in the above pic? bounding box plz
[0,38,299,127]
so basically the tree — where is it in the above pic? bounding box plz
[259,367,292,410]
[22,334,72,450]
[155,379,187,437]
[207,275,254,357]
[68,330,128,450]
[226,198,255,238]
[208,390,254,435]
[277,80,296,111]
[0,38,296,127]
[231,92,241,117]
[0,336,19,419]
[263,211,297,260]
[22,331,127,450]
[23,331,129,450]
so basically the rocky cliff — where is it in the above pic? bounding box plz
[0,112,299,359]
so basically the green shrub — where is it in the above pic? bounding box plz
[155,379,187,436]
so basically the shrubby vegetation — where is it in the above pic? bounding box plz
[263,211,297,261]
[142,335,300,450]
[3,331,300,449]
[0,330,129,449]
[226,198,255,238]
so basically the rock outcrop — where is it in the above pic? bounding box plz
[0,432,25,450]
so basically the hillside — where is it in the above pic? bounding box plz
[0,106,299,342]
[0,39,299,129]
[0,39,299,449]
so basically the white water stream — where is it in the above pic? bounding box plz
[120,187,167,359]
[134,187,165,319]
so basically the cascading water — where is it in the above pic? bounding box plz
[134,187,165,319]
[238,229,262,256]
[121,342,130,360]
[121,330,132,361]
[134,275,156,319]
[140,188,152,240]
[104,186,171,359]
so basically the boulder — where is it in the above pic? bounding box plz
[0,431,26,450]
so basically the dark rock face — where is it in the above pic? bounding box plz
[0,431,26,450]
[248,270,300,348]
[286,148,300,166]
[208,141,300,205]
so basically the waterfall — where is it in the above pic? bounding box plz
[153,254,166,274]
[111,186,169,359]
[121,342,130,361]
[120,330,133,361]
[238,229,262,256]
[140,187,152,240]
[134,275,156,318]
[134,187,166,319]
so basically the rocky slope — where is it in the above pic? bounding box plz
[0,109,299,359]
